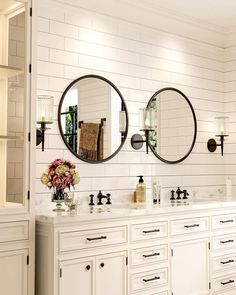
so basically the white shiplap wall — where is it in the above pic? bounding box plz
[35,0,227,210]
[224,32,236,194]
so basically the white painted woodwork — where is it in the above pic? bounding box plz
[0,249,28,295]
[212,214,236,230]
[130,267,168,293]
[130,222,168,242]
[212,234,236,251]
[37,205,236,295]
[170,216,209,235]
[96,251,127,295]
[59,226,127,252]
[131,244,168,267]
[0,65,23,80]
[0,221,28,242]
[171,238,210,295]
[212,273,236,293]
[0,1,34,295]
[212,253,236,273]
[60,257,94,295]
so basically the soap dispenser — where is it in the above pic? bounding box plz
[136,176,146,208]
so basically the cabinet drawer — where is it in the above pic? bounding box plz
[131,244,168,267]
[213,253,236,273]
[212,234,236,251]
[133,290,168,295]
[130,267,168,292]
[212,273,236,293]
[212,214,236,230]
[0,221,28,243]
[131,222,168,242]
[170,217,209,236]
[59,226,127,252]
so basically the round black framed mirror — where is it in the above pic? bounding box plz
[58,75,128,163]
[147,87,197,164]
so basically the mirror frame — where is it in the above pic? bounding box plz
[147,87,197,164]
[58,74,129,163]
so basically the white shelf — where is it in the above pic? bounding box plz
[0,135,23,141]
[0,65,23,80]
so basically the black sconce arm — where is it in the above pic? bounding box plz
[207,134,229,156]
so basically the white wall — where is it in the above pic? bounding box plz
[35,0,227,210]
[224,31,236,195]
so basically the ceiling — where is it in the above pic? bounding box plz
[134,0,236,31]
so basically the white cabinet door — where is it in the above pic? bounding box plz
[0,249,28,295]
[60,257,94,295]
[96,251,127,295]
[171,238,210,295]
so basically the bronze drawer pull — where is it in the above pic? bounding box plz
[220,259,234,265]
[87,236,107,241]
[143,253,160,258]
[143,229,160,234]
[221,279,234,286]
[143,276,160,283]
[220,220,234,224]
[184,224,199,228]
[220,239,234,244]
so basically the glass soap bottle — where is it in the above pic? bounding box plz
[136,176,146,208]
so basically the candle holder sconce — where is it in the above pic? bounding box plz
[36,95,54,152]
[207,116,229,156]
[131,108,156,154]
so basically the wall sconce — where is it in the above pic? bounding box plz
[207,116,229,156]
[131,108,156,154]
[36,95,54,151]
[119,110,126,133]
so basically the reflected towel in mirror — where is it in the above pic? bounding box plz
[79,123,103,161]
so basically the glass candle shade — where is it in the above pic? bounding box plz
[139,108,156,131]
[215,116,228,136]
[37,95,54,123]
[119,110,126,133]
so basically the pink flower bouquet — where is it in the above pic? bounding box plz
[41,158,80,194]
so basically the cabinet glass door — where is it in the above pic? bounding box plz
[0,1,28,208]
[96,251,127,295]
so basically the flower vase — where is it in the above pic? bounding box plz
[52,189,66,212]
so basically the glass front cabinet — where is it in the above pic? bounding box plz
[0,1,34,295]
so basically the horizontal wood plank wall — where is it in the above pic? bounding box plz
[224,41,236,194]
[35,0,226,210]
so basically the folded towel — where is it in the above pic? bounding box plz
[79,123,101,161]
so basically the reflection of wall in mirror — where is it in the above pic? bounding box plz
[6,12,25,204]
[156,91,194,161]
[78,79,111,159]
[77,79,122,160]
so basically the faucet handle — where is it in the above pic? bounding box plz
[89,194,95,206]
[106,193,112,205]
[170,190,175,201]
[183,190,189,200]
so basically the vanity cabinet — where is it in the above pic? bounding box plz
[171,238,210,295]
[0,0,34,294]
[36,205,236,295]
[60,251,127,295]
[0,248,28,295]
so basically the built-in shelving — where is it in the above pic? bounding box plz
[0,64,23,80]
[0,135,23,141]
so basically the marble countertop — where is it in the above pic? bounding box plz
[36,197,236,224]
